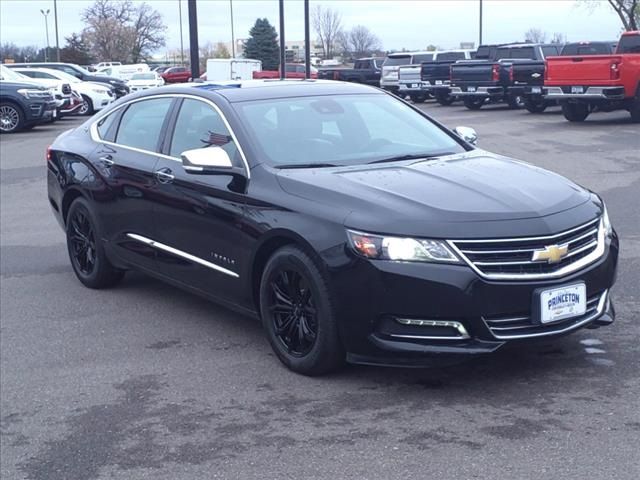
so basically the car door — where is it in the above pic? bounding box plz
[151,96,249,302]
[89,96,176,271]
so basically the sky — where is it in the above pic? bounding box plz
[0,0,624,54]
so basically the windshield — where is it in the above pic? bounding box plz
[43,69,80,83]
[497,46,536,59]
[383,55,411,67]
[0,65,32,82]
[131,73,155,80]
[233,94,465,167]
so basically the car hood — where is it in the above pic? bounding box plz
[1,80,46,89]
[275,151,596,238]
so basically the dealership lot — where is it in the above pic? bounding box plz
[1,104,639,479]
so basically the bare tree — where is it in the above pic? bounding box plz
[582,0,638,30]
[550,32,565,44]
[130,3,167,62]
[524,28,547,43]
[348,26,381,58]
[312,5,342,58]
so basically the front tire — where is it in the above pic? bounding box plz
[524,99,547,113]
[66,197,124,289]
[259,246,344,376]
[562,102,589,122]
[78,95,94,116]
[0,102,24,133]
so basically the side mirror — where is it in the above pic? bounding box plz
[453,126,478,145]
[181,147,247,192]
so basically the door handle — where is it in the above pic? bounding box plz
[154,168,175,183]
[99,155,115,166]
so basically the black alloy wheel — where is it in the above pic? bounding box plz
[65,198,124,288]
[260,246,344,375]
[268,269,318,357]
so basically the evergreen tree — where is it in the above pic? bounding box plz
[61,33,94,65]
[243,18,279,70]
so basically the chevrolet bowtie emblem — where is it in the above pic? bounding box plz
[532,244,569,264]
[532,73,541,78]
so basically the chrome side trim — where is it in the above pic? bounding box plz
[391,319,470,340]
[484,290,608,340]
[89,93,251,179]
[126,233,239,278]
[447,218,605,281]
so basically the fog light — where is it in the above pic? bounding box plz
[394,318,470,339]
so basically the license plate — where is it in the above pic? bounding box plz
[531,86,542,94]
[539,283,586,324]
[468,86,476,92]
[411,83,418,88]
[571,86,584,94]
[52,109,57,118]
[435,80,443,85]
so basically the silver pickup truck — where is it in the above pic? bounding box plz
[398,49,475,102]
[380,51,436,96]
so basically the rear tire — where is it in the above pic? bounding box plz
[507,94,525,109]
[524,99,547,113]
[66,197,124,289]
[259,246,345,376]
[463,97,484,110]
[435,92,455,106]
[630,96,640,123]
[562,102,589,122]
[410,93,427,103]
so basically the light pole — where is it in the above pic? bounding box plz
[178,0,184,65]
[40,9,51,62]
[479,0,483,46]
[230,0,235,58]
[279,0,285,80]
[53,0,60,61]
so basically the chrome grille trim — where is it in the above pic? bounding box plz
[447,217,604,280]
[483,290,607,340]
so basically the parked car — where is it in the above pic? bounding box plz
[380,52,435,95]
[47,80,617,375]
[544,31,639,122]
[253,63,318,79]
[7,62,129,98]
[94,61,122,69]
[161,66,192,83]
[0,71,56,133]
[6,65,74,118]
[95,64,150,81]
[316,58,381,86]
[126,72,165,92]
[15,67,114,115]
[398,50,475,103]
[449,43,562,110]
[521,41,618,113]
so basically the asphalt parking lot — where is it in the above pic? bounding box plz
[1,103,639,480]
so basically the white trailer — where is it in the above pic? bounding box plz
[205,59,262,81]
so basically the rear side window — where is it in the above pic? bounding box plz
[115,98,173,152]
[96,112,120,141]
[542,46,560,58]
[617,35,640,53]
[412,54,434,63]
[561,43,614,55]
[169,98,239,163]
[497,47,536,59]
[438,52,466,61]
[383,55,411,66]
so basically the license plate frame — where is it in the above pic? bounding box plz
[535,283,587,324]
[531,86,542,94]
[571,86,584,94]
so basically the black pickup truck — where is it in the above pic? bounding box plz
[449,43,561,110]
[520,41,617,113]
[317,58,381,86]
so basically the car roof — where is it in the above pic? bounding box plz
[141,79,383,102]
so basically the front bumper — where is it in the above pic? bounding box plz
[544,86,626,101]
[335,233,618,367]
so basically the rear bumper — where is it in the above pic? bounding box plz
[450,86,504,97]
[544,86,626,101]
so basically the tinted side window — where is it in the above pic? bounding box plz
[617,35,640,53]
[169,99,239,163]
[96,112,120,141]
[542,46,559,58]
[115,98,173,152]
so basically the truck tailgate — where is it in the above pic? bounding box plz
[511,61,545,86]
[421,62,452,83]
[546,55,622,84]
[450,62,493,83]
[398,65,421,84]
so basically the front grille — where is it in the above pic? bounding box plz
[484,291,606,339]
[449,217,603,280]
[61,83,72,94]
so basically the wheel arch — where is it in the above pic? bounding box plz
[61,187,88,226]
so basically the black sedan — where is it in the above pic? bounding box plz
[46,80,618,375]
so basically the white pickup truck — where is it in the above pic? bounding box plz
[398,49,475,103]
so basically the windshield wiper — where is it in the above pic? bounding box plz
[276,163,340,169]
[367,152,455,165]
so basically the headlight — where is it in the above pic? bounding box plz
[601,203,612,238]
[17,88,49,99]
[347,230,461,263]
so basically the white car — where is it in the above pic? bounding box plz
[13,67,113,115]
[94,61,122,69]
[126,72,164,92]
[5,66,76,117]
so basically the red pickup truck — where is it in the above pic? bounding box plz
[253,64,318,79]
[544,31,640,122]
